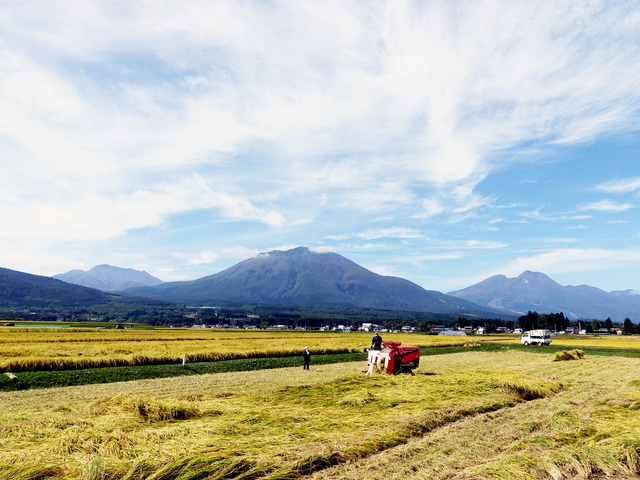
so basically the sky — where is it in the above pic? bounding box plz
[1,0,640,293]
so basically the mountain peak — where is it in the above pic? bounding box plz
[54,265,162,292]
[449,270,640,321]
[518,270,549,279]
[121,249,510,318]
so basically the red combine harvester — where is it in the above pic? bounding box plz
[366,341,420,375]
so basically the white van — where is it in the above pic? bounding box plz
[520,329,552,346]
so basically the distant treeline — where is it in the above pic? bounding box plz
[517,311,638,334]
[3,302,634,332]
[1,301,513,330]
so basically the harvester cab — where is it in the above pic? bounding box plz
[366,341,420,375]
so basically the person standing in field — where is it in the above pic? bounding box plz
[371,331,383,350]
[303,346,311,370]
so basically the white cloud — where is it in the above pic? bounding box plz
[415,198,444,218]
[437,240,510,250]
[0,175,285,245]
[577,200,633,213]
[357,228,423,241]
[404,253,465,261]
[3,1,638,224]
[324,234,351,241]
[171,247,260,267]
[594,177,640,194]
[361,264,404,278]
[2,1,640,279]
[499,247,640,278]
[520,208,594,222]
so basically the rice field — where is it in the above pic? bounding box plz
[2,328,640,479]
[1,346,639,479]
[2,327,640,374]
[0,328,477,373]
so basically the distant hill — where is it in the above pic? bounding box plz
[54,265,163,292]
[124,247,512,318]
[448,271,640,321]
[610,289,640,297]
[0,267,114,307]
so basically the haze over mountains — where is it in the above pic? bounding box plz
[448,271,640,322]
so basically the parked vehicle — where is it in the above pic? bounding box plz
[520,329,552,346]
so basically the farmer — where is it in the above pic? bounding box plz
[371,331,383,350]
[302,346,311,370]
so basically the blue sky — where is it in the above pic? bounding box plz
[1,1,640,293]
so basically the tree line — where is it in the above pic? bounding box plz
[517,311,639,334]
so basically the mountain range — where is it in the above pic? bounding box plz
[0,267,114,307]
[4,247,639,322]
[54,264,162,292]
[120,247,507,318]
[448,271,640,322]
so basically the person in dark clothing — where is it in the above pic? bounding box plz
[371,332,383,350]
[303,346,311,370]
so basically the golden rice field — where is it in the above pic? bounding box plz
[2,327,640,374]
[0,328,478,373]
[1,345,640,480]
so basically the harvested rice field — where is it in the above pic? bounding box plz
[1,329,640,479]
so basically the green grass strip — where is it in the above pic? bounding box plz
[480,341,640,357]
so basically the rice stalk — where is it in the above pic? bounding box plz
[553,350,585,362]
[146,455,258,480]
[498,376,564,400]
[0,464,66,480]
[81,456,117,480]
[89,394,201,422]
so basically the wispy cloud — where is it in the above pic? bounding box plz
[1,1,640,284]
[594,177,640,194]
[356,228,424,241]
[437,239,510,250]
[2,2,639,239]
[519,208,593,222]
[577,200,634,213]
